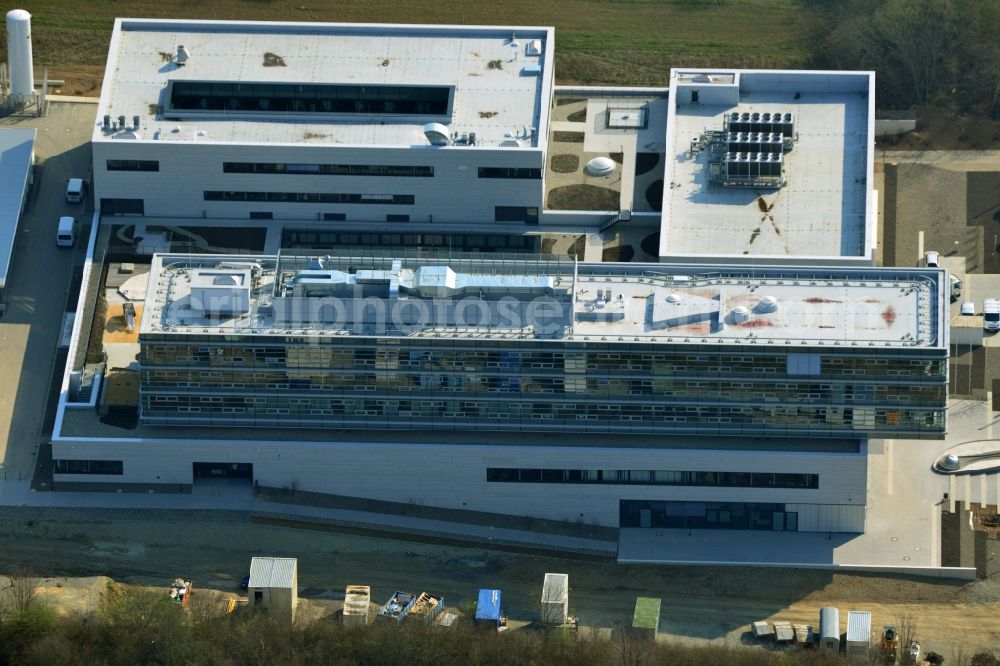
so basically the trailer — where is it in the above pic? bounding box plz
[846,611,872,659]
[475,589,507,631]
[342,585,371,626]
[541,573,569,626]
[819,607,840,654]
[631,597,661,639]
[377,591,417,624]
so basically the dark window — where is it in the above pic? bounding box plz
[100,198,145,215]
[486,468,518,482]
[386,214,410,223]
[478,167,542,179]
[169,81,452,116]
[323,213,347,221]
[495,206,539,223]
[486,468,818,489]
[204,191,413,205]
[620,500,797,531]
[223,162,433,177]
[53,459,124,475]
[249,212,273,220]
[519,469,542,482]
[775,473,819,489]
[720,472,751,486]
[107,159,159,172]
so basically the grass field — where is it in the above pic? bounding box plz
[1,0,814,94]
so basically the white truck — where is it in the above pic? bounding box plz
[985,298,1000,332]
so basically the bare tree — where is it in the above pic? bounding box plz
[1,573,39,615]
[827,0,959,107]
[897,613,918,655]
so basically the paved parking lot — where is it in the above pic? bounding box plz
[0,101,95,481]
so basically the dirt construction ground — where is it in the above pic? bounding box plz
[2,509,999,659]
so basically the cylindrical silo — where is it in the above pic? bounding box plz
[6,9,35,102]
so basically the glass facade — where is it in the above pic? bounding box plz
[620,500,799,531]
[282,229,539,254]
[223,163,433,177]
[107,159,159,172]
[53,459,124,475]
[203,191,414,205]
[139,337,947,436]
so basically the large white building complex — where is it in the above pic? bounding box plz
[49,18,951,553]
[93,20,554,224]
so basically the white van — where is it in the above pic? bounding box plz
[984,298,1000,332]
[56,216,75,247]
[922,251,940,267]
[65,178,87,203]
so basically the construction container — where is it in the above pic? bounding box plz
[819,607,840,653]
[168,578,192,606]
[247,557,298,623]
[631,597,661,639]
[378,591,417,624]
[541,573,569,625]
[773,621,795,643]
[475,589,504,630]
[342,585,371,626]
[794,624,814,646]
[751,620,773,639]
[846,610,872,659]
[406,592,445,624]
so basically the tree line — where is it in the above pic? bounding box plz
[808,0,1000,116]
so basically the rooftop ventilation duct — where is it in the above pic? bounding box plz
[423,123,450,146]
[586,156,616,177]
[755,295,779,313]
[176,45,190,66]
[730,305,751,324]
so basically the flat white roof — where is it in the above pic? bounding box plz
[0,128,35,291]
[141,254,946,350]
[660,69,875,262]
[96,19,553,149]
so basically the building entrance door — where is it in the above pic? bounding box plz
[639,509,652,528]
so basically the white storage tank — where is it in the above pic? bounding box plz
[6,9,34,103]
[819,606,840,654]
[845,610,871,659]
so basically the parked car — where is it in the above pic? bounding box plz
[922,250,939,267]
[960,301,975,316]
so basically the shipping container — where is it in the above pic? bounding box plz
[846,610,872,659]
